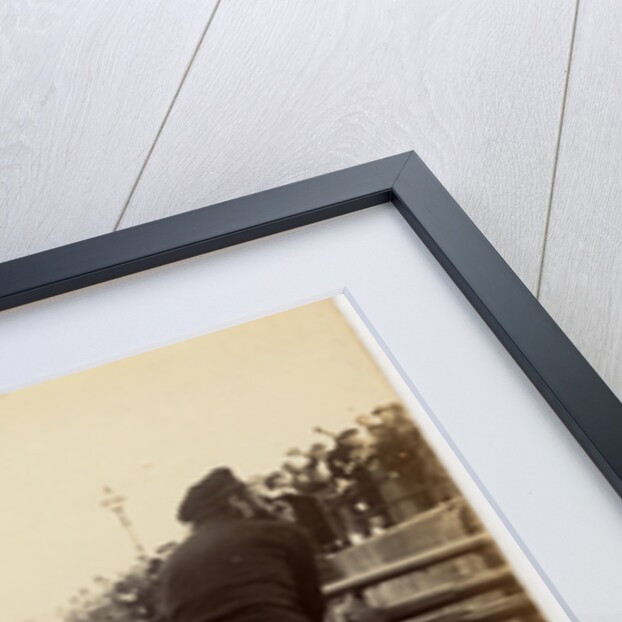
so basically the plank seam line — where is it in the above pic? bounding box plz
[113,0,223,232]
[535,0,581,298]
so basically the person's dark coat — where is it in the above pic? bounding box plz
[160,517,326,622]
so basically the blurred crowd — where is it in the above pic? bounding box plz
[246,403,456,552]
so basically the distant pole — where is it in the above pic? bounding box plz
[100,486,148,560]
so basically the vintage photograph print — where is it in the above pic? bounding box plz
[1,298,555,622]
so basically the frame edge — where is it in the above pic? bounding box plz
[0,152,411,311]
[392,151,622,499]
[2,150,621,502]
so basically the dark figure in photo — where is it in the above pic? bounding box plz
[161,467,326,622]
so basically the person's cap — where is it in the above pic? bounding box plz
[177,467,245,524]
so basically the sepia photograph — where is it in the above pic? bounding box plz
[1,297,553,622]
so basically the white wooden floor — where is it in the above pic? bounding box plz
[1,0,620,401]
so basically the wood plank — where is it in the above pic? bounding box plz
[119,0,576,290]
[0,0,218,261]
[539,1,622,400]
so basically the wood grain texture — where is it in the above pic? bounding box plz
[0,0,218,262]
[119,0,576,290]
[539,1,622,400]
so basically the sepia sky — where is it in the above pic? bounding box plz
[0,298,399,621]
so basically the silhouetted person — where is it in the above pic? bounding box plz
[160,467,326,622]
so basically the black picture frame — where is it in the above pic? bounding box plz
[1,151,620,501]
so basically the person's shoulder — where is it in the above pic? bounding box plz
[263,519,315,549]
[251,517,307,538]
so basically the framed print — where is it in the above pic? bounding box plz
[1,152,621,621]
